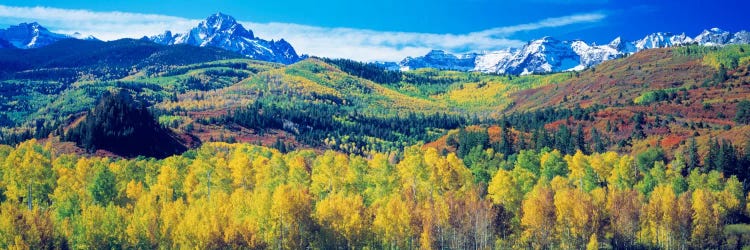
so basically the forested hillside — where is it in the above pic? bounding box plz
[63,90,187,158]
[1,39,750,248]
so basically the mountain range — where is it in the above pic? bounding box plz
[1,13,749,73]
[400,28,750,75]
[0,13,302,64]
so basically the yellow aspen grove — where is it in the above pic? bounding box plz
[223,189,264,248]
[487,169,522,216]
[425,148,473,194]
[125,192,159,248]
[373,194,415,249]
[310,151,348,198]
[691,189,721,249]
[590,152,619,180]
[75,204,128,249]
[228,147,254,190]
[396,145,430,201]
[286,154,311,187]
[314,192,368,249]
[638,185,678,249]
[0,138,748,248]
[554,186,596,249]
[607,155,636,191]
[270,183,313,249]
[520,180,555,249]
[151,161,181,203]
[565,150,590,189]
[607,189,641,248]
[2,140,55,209]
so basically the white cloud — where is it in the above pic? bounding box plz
[241,22,528,61]
[0,5,605,62]
[0,5,196,40]
[469,13,605,37]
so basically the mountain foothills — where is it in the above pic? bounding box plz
[3,13,750,249]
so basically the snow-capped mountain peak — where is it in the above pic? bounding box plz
[474,48,515,73]
[608,36,623,47]
[195,12,254,41]
[70,32,99,41]
[150,30,177,45]
[635,32,671,50]
[0,22,70,49]
[694,27,732,45]
[730,30,750,44]
[150,13,301,64]
[398,27,749,75]
[502,36,582,75]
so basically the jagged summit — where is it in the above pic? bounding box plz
[0,22,70,49]
[694,27,732,45]
[194,12,255,41]
[149,13,301,64]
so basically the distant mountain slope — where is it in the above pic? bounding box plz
[0,38,245,76]
[0,38,12,48]
[400,27,750,75]
[400,50,479,71]
[0,22,71,49]
[149,13,302,64]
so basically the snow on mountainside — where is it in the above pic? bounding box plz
[474,49,515,73]
[731,31,750,44]
[400,50,478,71]
[400,27,750,75]
[70,32,100,41]
[571,40,622,68]
[694,28,732,45]
[149,13,302,64]
[501,37,581,75]
[632,32,694,51]
[0,22,70,49]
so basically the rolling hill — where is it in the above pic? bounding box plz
[1,38,749,159]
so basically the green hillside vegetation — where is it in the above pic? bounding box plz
[2,40,750,158]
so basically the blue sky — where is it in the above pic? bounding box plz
[0,0,748,61]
